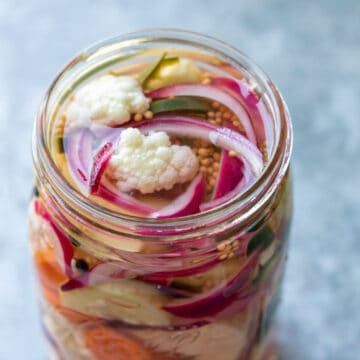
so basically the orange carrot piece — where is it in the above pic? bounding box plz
[34,247,68,307]
[84,326,151,360]
[57,306,98,324]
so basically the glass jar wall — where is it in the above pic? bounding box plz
[29,30,293,360]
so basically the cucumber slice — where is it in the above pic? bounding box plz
[143,57,203,90]
[253,247,281,286]
[247,226,275,256]
[125,313,250,360]
[172,258,243,292]
[53,135,64,153]
[150,97,211,114]
[60,279,171,326]
[138,53,179,86]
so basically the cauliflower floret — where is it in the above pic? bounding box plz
[147,58,202,89]
[66,75,150,126]
[107,128,199,194]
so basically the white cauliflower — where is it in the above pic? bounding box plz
[66,75,150,126]
[147,58,202,89]
[107,128,199,194]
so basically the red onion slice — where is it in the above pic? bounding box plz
[61,261,136,291]
[162,251,260,318]
[143,256,221,282]
[133,116,263,177]
[34,200,74,276]
[64,128,93,195]
[87,261,135,286]
[147,83,257,144]
[89,142,113,193]
[200,163,253,212]
[41,191,73,230]
[151,174,206,219]
[95,178,156,216]
[62,261,194,300]
[212,150,245,199]
[212,77,272,150]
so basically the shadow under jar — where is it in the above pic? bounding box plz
[29,29,293,360]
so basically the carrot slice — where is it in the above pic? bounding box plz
[57,306,97,324]
[34,247,97,324]
[34,247,68,307]
[84,326,151,360]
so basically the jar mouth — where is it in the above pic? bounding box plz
[33,28,293,235]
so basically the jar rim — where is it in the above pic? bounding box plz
[33,28,293,237]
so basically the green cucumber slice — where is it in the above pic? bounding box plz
[53,136,64,153]
[138,53,179,86]
[60,280,171,326]
[150,96,211,114]
[172,258,241,292]
[253,247,281,286]
[247,226,275,256]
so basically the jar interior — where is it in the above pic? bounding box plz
[39,36,282,225]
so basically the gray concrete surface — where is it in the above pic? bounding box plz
[0,0,359,359]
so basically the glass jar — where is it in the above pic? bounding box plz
[29,29,292,360]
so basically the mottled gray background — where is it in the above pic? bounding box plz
[0,0,359,359]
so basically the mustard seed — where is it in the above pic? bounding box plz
[134,113,143,122]
[200,158,211,166]
[144,110,153,120]
[223,111,231,119]
[212,101,220,109]
[225,244,232,251]
[213,153,221,161]
[231,240,239,249]
[200,140,210,147]
[198,148,208,156]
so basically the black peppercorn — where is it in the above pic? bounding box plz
[75,259,89,272]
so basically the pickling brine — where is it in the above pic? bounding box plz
[29,30,292,360]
